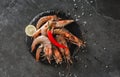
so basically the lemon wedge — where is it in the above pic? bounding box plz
[25,25,36,37]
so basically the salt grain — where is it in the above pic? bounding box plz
[78,15,80,18]
[74,4,77,6]
[89,14,92,16]
[85,65,88,68]
[74,14,77,17]
[83,21,87,24]
[103,47,106,50]
[81,6,84,9]
[90,0,93,3]
[74,74,78,77]
[105,65,109,68]
[82,12,85,16]
[73,0,76,2]
[75,18,79,21]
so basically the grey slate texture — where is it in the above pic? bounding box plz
[0,0,120,77]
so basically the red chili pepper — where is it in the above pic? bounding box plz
[47,30,66,48]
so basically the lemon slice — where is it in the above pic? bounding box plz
[25,25,36,37]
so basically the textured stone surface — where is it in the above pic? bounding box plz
[0,0,120,77]
[95,0,120,20]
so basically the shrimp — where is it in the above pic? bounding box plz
[64,47,72,63]
[32,29,41,39]
[54,28,84,47]
[31,35,53,63]
[44,45,52,63]
[55,35,65,56]
[33,19,74,38]
[56,35,72,63]
[32,20,53,38]
[28,14,85,64]
[36,15,58,29]
[35,44,43,61]
[31,35,51,51]
[53,46,62,64]
[55,20,74,28]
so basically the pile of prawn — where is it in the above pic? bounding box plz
[31,15,85,64]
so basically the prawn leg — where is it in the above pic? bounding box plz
[53,46,62,64]
[64,47,72,63]
[44,45,52,64]
[35,45,43,61]
[56,35,72,63]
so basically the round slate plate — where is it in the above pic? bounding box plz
[26,10,84,64]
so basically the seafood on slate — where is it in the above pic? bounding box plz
[28,15,85,64]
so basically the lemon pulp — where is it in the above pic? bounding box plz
[25,25,36,37]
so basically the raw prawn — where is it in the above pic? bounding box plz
[31,35,52,63]
[56,35,72,63]
[53,46,62,64]
[36,15,58,29]
[33,19,74,38]
[54,28,84,47]
[28,14,85,64]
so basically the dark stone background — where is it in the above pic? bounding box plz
[0,0,120,77]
